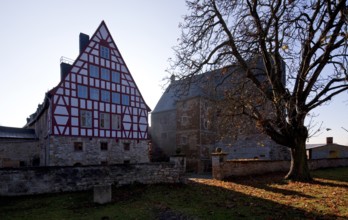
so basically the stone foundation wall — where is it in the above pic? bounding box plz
[47,136,149,166]
[212,153,348,180]
[0,140,40,168]
[0,156,186,196]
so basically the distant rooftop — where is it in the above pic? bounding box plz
[152,68,234,113]
[0,126,37,139]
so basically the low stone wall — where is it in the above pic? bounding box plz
[308,158,348,170]
[0,156,186,196]
[0,139,40,168]
[212,153,348,180]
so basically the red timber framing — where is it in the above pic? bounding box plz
[50,21,150,140]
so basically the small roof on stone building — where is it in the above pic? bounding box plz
[306,137,348,149]
[0,126,37,139]
[306,143,348,149]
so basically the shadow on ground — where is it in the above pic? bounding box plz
[0,169,347,219]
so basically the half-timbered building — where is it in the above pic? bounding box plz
[22,21,151,166]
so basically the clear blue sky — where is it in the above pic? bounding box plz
[0,0,347,145]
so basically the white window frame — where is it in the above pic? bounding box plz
[80,110,92,128]
[100,113,110,129]
[112,114,121,130]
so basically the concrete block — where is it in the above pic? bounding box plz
[93,184,112,204]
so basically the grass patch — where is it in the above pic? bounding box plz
[0,167,347,219]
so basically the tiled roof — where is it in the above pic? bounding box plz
[152,68,234,113]
[0,126,37,139]
[152,56,277,114]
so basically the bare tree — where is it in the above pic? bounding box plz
[170,0,348,181]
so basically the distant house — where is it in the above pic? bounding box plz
[0,126,39,167]
[307,137,348,159]
[0,21,150,167]
[151,66,289,173]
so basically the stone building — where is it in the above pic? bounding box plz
[151,66,289,173]
[307,137,348,159]
[0,126,39,167]
[0,21,150,167]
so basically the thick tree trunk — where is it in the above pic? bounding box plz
[285,136,312,181]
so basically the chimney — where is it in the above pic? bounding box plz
[79,33,90,54]
[326,137,333,144]
[170,74,176,83]
[60,62,72,81]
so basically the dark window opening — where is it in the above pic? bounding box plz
[123,143,130,151]
[32,156,40,166]
[123,160,130,164]
[100,142,108,151]
[74,142,83,151]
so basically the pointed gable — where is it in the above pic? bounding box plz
[50,21,150,139]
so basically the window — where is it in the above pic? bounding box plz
[100,142,108,151]
[90,64,99,78]
[329,150,338,158]
[122,94,130,105]
[111,71,120,83]
[100,45,110,59]
[77,85,88,98]
[112,92,120,104]
[100,113,110,129]
[112,114,121,130]
[101,68,110,80]
[80,110,92,128]
[123,143,130,151]
[203,119,211,129]
[74,142,83,151]
[181,116,188,125]
[181,136,188,145]
[182,101,188,109]
[101,90,110,102]
[90,88,99,101]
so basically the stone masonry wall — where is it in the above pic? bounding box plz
[47,136,149,166]
[150,110,177,160]
[0,156,186,196]
[212,153,348,180]
[0,140,40,168]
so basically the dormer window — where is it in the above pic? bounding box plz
[100,45,110,59]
